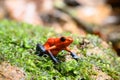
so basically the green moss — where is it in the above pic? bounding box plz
[0,20,119,80]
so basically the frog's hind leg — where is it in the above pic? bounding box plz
[36,43,46,56]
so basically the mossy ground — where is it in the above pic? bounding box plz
[0,20,120,80]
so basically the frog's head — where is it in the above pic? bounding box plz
[59,36,73,47]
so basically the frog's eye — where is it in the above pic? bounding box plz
[60,37,66,42]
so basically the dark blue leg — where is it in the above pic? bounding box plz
[70,52,79,61]
[36,43,46,56]
[47,50,59,64]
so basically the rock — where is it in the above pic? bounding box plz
[0,62,26,80]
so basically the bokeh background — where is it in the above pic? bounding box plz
[0,0,120,55]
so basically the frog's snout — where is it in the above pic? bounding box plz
[67,37,73,42]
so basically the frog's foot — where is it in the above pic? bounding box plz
[36,43,46,56]
[70,52,79,61]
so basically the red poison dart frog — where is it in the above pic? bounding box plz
[36,37,78,63]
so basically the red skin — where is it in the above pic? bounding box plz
[44,37,73,56]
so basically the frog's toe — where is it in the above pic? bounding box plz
[73,56,79,59]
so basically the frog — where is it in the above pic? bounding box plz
[36,36,79,63]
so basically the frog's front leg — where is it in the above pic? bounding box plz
[70,52,79,61]
[47,50,59,64]
[65,47,79,61]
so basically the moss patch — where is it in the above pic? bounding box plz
[0,20,120,80]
